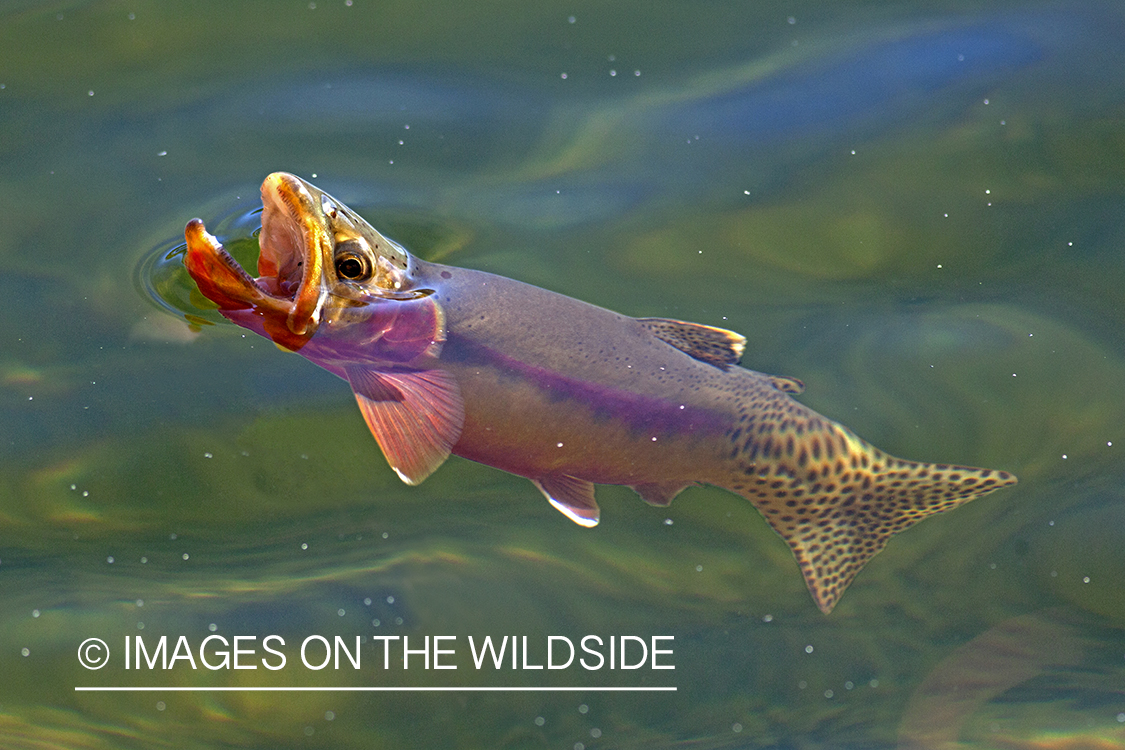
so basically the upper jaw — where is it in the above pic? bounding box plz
[256,172,330,335]
[258,172,318,297]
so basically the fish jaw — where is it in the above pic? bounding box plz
[258,172,331,337]
[183,218,263,312]
[183,218,313,352]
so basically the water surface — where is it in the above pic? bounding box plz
[3,1,1125,747]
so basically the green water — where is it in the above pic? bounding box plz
[3,1,1125,747]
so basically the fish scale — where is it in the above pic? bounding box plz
[184,172,1016,614]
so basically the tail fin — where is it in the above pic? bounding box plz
[727,420,1016,613]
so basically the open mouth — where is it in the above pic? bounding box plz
[184,173,327,339]
[257,173,313,301]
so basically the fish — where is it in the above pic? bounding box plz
[183,172,1017,613]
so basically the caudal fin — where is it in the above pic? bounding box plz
[728,420,1016,613]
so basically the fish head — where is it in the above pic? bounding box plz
[184,172,429,354]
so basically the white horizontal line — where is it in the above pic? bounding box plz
[75,686,676,692]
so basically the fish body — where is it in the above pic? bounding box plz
[184,172,1016,613]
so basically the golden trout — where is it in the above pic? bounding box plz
[184,172,1016,613]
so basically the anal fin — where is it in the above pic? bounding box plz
[533,475,600,527]
[630,481,691,507]
[636,317,746,368]
[346,366,465,486]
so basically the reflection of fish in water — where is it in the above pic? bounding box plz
[898,610,1089,749]
[183,173,1016,613]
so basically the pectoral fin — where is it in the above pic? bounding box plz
[630,481,691,507]
[533,475,600,527]
[636,317,746,368]
[345,366,465,485]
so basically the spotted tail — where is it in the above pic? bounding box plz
[723,401,1016,613]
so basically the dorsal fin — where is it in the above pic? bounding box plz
[636,317,746,368]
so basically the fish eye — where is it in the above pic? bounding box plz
[335,254,369,280]
[334,239,372,281]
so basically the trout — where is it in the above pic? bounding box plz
[184,172,1016,613]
